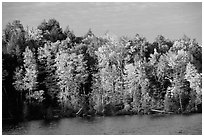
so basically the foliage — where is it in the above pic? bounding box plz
[3,20,26,56]
[37,19,66,42]
[38,42,59,101]
[3,19,202,120]
[13,66,25,92]
[55,48,88,111]
[95,35,126,107]
[185,62,202,106]
[125,61,151,113]
[23,47,39,102]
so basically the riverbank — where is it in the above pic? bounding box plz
[3,104,202,123]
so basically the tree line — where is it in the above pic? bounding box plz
[2,19,202,120]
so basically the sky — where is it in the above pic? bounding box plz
[2,2,202,43]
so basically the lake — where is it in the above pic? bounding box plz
[2,113,202,135]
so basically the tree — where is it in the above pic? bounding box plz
[13,67,24,93]
[23,47,39,103]
[93,34,134,115]
[74,35,103,114]
[127,34,149,63]
[147,49,161,101]
[2,21,26,114]
[64,26,76,45]
[2,18,203,119]
[165,47,190,112]
[13,46,44,119]
[12,66,25,116]
[25,28,45,53]
[55,48,88,111]
[153,35,173,54]
[37,19,66,42]
[37,42,60,108]
[188,42,202,73]
[185,63,202,94]
[83,28,95,39]
[185,62,202,108]
[147,49,171,102]
[3,20,26,58]
[125,61,150,113]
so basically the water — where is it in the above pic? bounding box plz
[2,113,202,135]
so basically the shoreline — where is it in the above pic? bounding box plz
[2,109,202,124]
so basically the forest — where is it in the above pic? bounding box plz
[2,19,202,121]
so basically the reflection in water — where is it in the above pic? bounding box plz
[2,114,202,135]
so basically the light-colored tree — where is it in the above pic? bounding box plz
[95,35,126,107]
[125,61,150,113]
[185,62,202,105]
[23,47,38,103]
[165,47,190,112]
[38,42,60,100]
[55,48,87,111]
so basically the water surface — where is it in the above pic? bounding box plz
[2,113,202,135]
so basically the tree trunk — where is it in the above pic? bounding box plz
[179,93,183,113]
[112,81,116,103]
